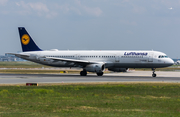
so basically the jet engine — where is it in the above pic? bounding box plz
[108,68,128,72]
[85,63,105,73]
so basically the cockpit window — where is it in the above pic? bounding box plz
[158,55,168,58]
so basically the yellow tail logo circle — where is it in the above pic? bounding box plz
[21,34,30,45]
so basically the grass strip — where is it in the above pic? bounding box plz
[0,83,179,116]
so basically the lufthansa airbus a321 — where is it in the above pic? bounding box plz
[7,27,174,77]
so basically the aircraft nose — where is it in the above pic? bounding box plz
[167,58,174,66]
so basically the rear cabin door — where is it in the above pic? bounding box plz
[76,54,80,60]
[115,55,120,62]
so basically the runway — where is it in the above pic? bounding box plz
[0,71,180,84]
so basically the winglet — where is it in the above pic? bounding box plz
[18,27,42,52]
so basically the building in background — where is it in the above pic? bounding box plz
[0,54,25,61]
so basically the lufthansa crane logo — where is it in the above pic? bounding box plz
[21,34,30,45]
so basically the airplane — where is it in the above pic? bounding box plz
[174,60,180,65]
[7,27,174,77]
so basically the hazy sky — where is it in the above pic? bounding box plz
[0,0,180,58]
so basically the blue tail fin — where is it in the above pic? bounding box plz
[18,27,42,52]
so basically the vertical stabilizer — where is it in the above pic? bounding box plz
[18,27,42,52]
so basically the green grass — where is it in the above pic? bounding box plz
[0,83,180,116]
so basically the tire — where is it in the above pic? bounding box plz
[152,74,156,77]
[97,72,103,76]
[80,71,83,76]
[80,71,87,76]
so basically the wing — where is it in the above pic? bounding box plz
[46,57,100,66]
[6,53,104,67]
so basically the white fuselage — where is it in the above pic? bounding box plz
[18,50,174,69]
[12,27,174,77]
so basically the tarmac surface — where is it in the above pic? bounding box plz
[0,71,180,84]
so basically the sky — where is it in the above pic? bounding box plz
[0,0,180,58]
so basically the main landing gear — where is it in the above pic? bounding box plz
[80,70,87,76]
[152,68,156,77]
[96,72,103,76]
[80,70,104,76]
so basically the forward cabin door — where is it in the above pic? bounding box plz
[148,52,153,62]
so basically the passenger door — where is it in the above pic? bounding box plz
[148,52,153,62]
[76,54,80,60]
[115,55,120,62]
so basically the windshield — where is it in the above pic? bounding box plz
[158,55,168,58]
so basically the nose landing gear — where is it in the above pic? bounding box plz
[152,68,156,77]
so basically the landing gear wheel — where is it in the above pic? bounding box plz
[152,73,156,77]
[152,68,157,77]
[96,72,103,76]
[80,70,87,76]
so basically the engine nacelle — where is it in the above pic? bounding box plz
[85,64,105,73]
[108,68,128,72]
